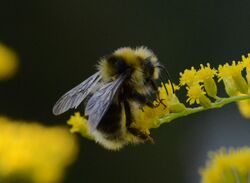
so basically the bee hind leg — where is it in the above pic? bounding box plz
[123,100,154,144]
[127,127,154,144]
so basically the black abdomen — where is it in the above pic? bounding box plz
[97,102,123,136]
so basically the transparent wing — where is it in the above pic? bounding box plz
[53,72,101,115]
[85,73,128,130]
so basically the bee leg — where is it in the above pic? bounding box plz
[128,91,156,108]
[149,80,168,108]
[123,100,154,143]
[154,98,167,109]
[127,127,154,144]
[139,105,144,112]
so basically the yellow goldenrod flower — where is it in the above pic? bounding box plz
[159,82,186,113]
[218,61,248,96]
[0,116,78,183]
[179,67,199,86]
[201,147,250,183]
[196,63,217,98]
[131,100,168,131]
[67,112,94,140]
[242,53,250,85]
[186,84,211,107]
[0,43,19,80]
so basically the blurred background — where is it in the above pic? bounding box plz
[0,0,250,182]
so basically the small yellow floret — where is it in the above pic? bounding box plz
[218,63,232,81]
[158,82,186,113]
[179,67,198,86]
[197,64,217,98]
[67,112,94,140]
[186,84,211,107]
[0,43,19,80]
[196,63,216,81]
[218,61,248,95]
[186,84,206,105]
[201,147,250,183]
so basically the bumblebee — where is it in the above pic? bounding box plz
[53,47,172,150]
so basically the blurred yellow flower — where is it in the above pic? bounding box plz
[237,98,250,118]
[0,43,19,80]
[0,116,78,183]
[237,89,250,119]
[201,147,250,183]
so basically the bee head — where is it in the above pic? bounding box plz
[98,47,160,86]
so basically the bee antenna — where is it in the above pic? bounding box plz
[157,64,175,94]
[159,75,168,95]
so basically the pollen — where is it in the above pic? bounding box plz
[179,67,198,86]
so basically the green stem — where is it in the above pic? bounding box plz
[156,94,250,127]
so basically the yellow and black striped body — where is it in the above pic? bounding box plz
[92,47,161,150]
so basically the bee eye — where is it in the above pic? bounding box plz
[115,59,128,73]
[145,60,154,77]
[107,56,128,74]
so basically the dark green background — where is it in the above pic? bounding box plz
[1,0,250,182]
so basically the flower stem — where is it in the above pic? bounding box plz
[156,94,250,127]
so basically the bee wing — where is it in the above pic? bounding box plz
[85,73,128,130]
[53,72,101,115]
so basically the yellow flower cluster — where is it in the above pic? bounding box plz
[179,54,250,118]
[0,116,78,183]
[201,147,250,183]
[180,63,217,107]
[0,43,19,80]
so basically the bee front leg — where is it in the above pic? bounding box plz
[154,98,167,108]
[128,91,156,109]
